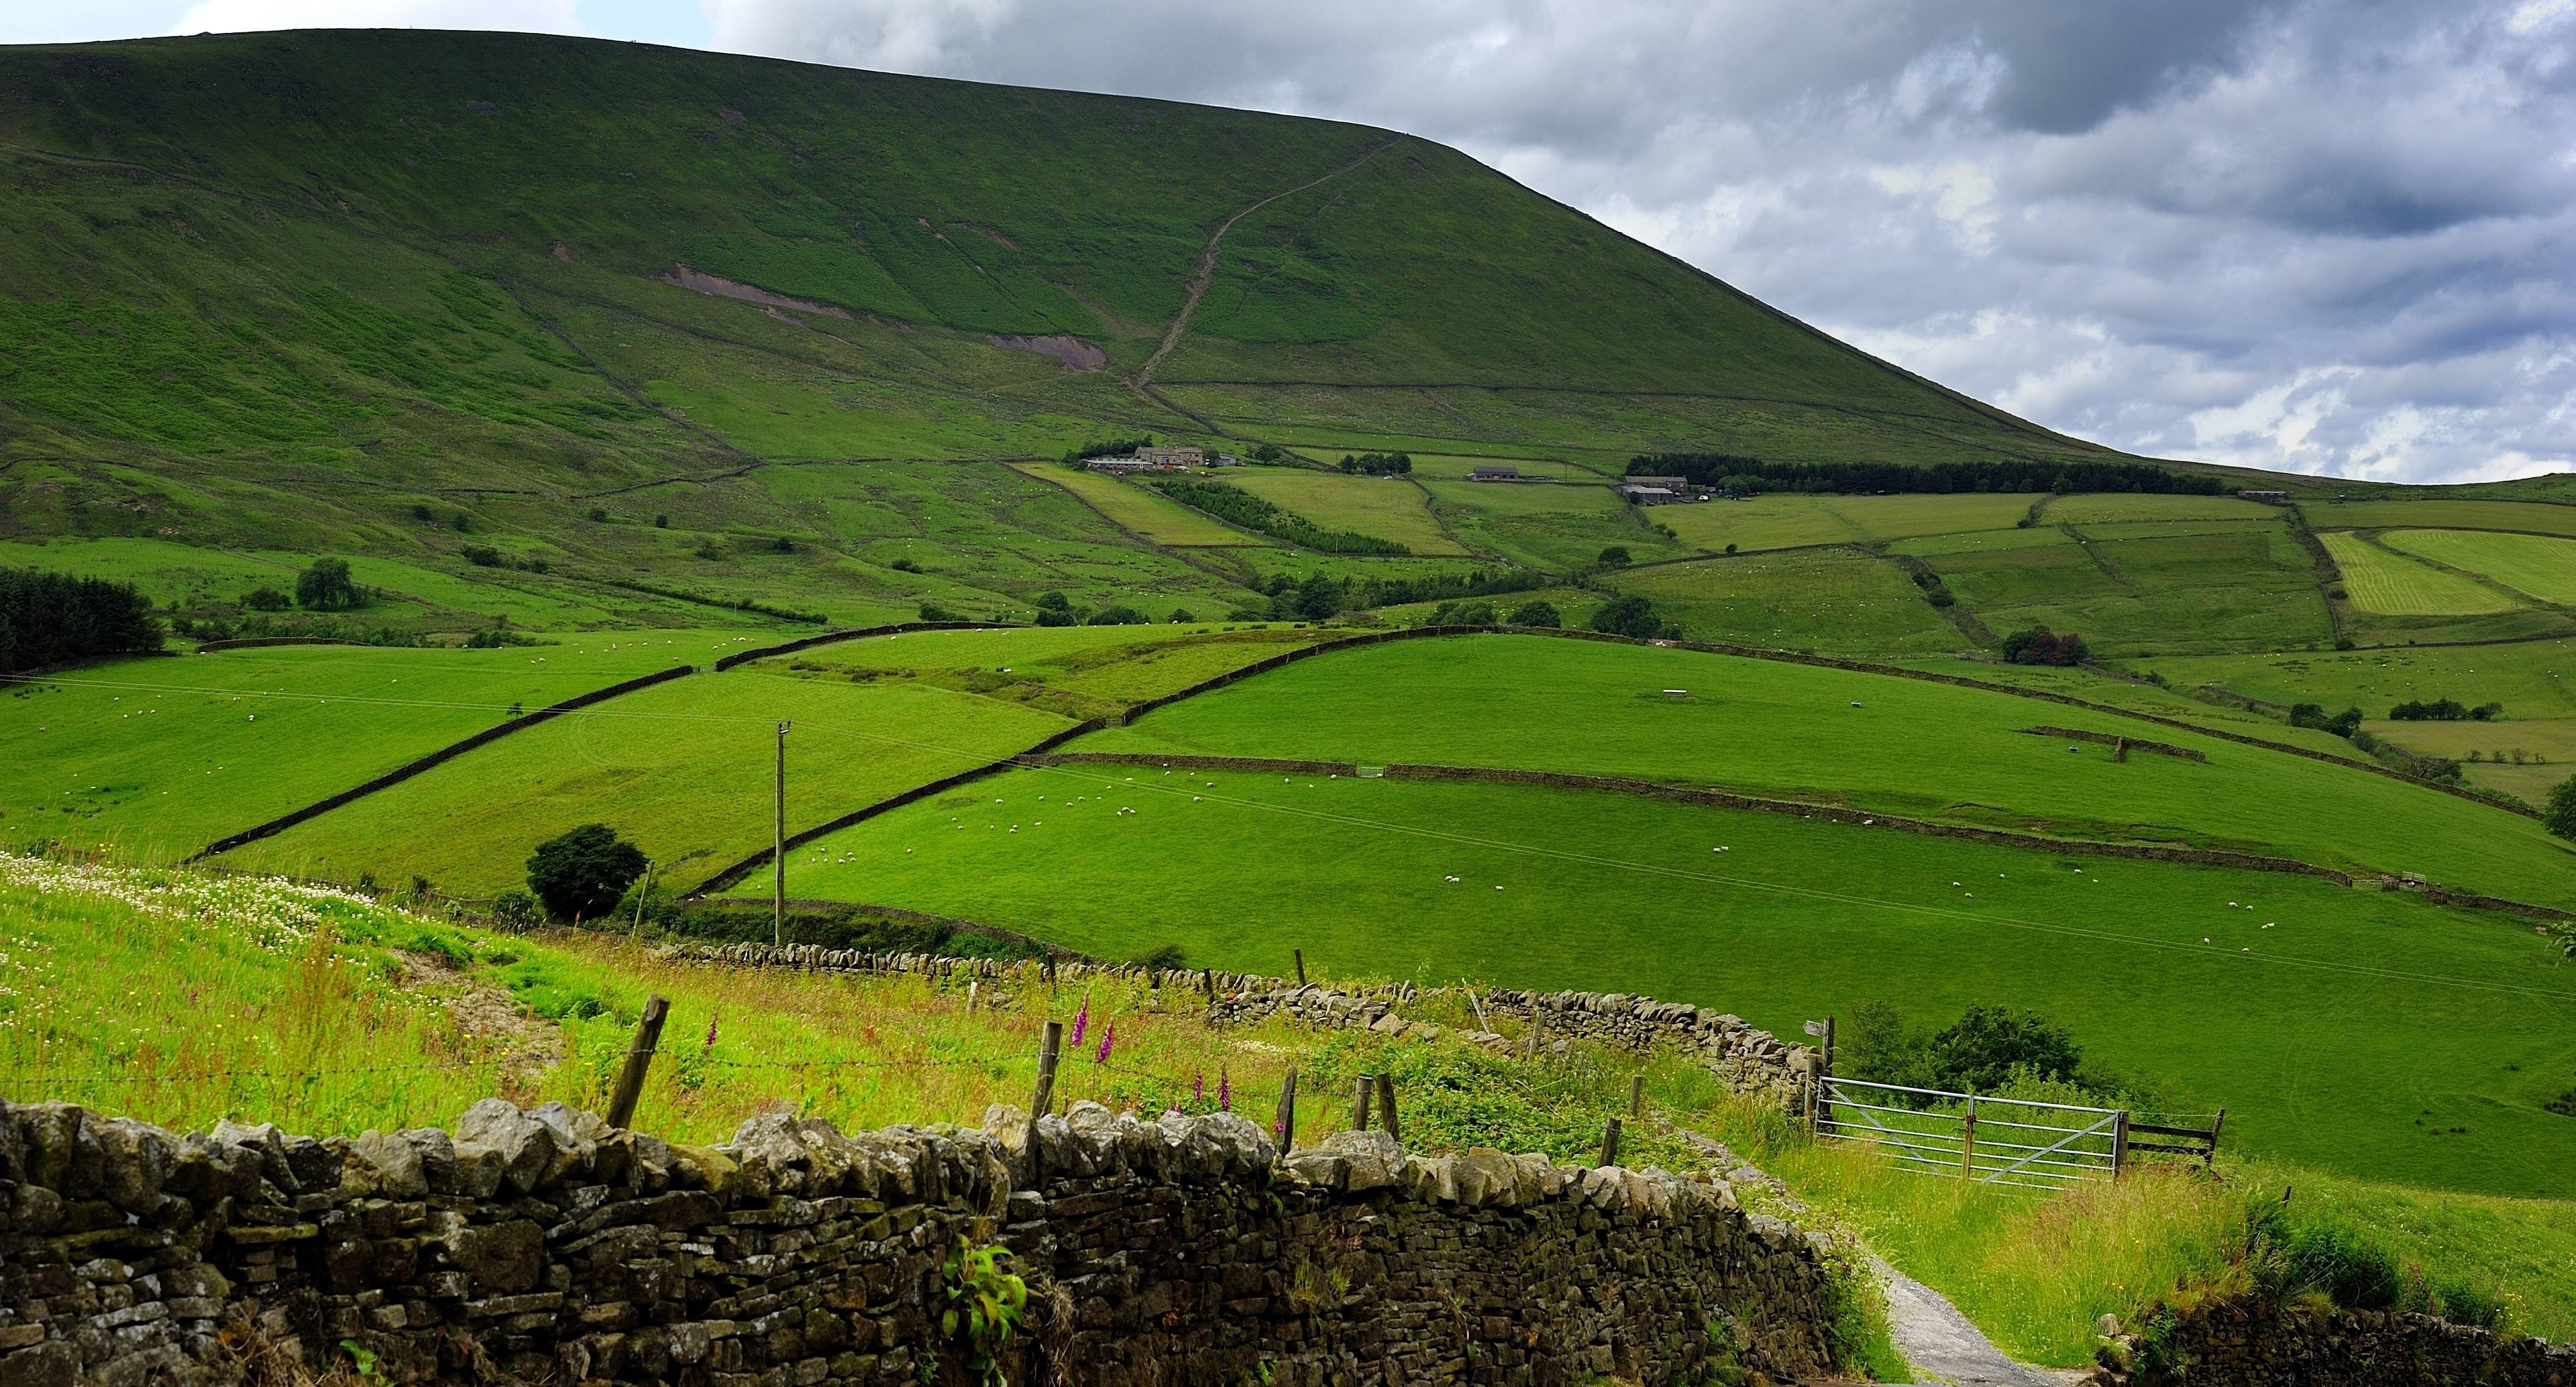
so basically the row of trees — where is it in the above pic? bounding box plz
[0,569,164,675]
[2388,698,2504,722]
[1151,478,1409,555]
[1631,453,2229,497]
[1032,590,1175,627]
[1336,451,1412,476]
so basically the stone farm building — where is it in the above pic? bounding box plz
[1083,445,1204,473]
[1618,474,1703,504]
[1468,465,1521,481]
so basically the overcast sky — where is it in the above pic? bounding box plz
[14,1,2576,483]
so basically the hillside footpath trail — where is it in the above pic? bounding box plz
[1877,1257,2079,1386]
[1130,140,1394,419]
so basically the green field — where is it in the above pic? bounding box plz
[1078,634,2576,907]
[2317,531,2524,616]
[2381,529,2576,606]
[1919,524,2332,656]
[1603,549,1963,655]
[201,624,1326,893]
[2140,643,2576,721]
[1222,469,1470,555]
[2357,718,2576,804]
[753,767,2576,1196]
[1015,464,1263,548]
[1419,479,1690,569]
[2043,494,2279,524]
[0,635,722,860]
[2312,500,2576,537]
[223,668,1069,895]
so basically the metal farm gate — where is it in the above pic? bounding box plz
[1810,1075,2222,1188]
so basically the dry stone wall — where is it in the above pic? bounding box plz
[674,945,1815,1110]
[0,1097,1847,1386]
[2094,1296,2576,1387]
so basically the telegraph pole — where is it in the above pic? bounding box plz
[773,720,790,946]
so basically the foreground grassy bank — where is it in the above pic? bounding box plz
[3,852,2567,1366]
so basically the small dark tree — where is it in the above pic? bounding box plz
[295,558,363,610]
[1087,605,1149,626]
[1509,600,1562,628]
[1588,594,1664,639]
[1597,546,1633,569]
[244,586,291,611]
[1033,591,1079,627]
[525,824,647,923]
[2546,775,2576,842]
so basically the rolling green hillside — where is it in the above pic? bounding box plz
[0,27,2146,634]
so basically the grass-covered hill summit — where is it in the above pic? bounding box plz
[0,30,2121,541]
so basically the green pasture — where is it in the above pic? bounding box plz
[2317,532,2523,616]
[2361,718,2576,804]
[759,622,1336,722]
[1921,524,2332,656]
[1012,464,1260,548]
[0,537,293,610]
[1602,549,1963,655]
[1418,478,1690,569]
[2382,529,2576,606]
[1223,469,1470,555]
[1890,658,2373,760]
[2311,500,2576,538]
[0,635,718,861]
[757,767,2576,1197]
[1653,496,1862,552]
[1896,526,2076,557]
[222,667,1073,897]
[2043,494,2279,524]
[1829,493,2042,541]
[2139,643,2576,722]
[1078,634,2576,907]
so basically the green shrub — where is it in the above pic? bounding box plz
[1588,593,1670,640]
[524,824,647,923]
[1507,600,1561,628]
[243,586,290,611]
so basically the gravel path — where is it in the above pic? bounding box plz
[1876,1257,2076,1386]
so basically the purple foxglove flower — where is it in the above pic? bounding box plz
[1194,1072,1206,1103]
[1220,1069,1232,1111]
[1069,997,1089,1048]
[1095,1022,1115,1064]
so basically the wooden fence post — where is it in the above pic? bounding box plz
[2206,1107,2226,1166]
[1354,1076,1374,1131]
[631,862,653,938]
[1030,1021,1064,1117]
[1599,1117,1622,1168]
[604,994,670,1129]
[1629,1073,1644,1118]
[1202,968,1216,1007]
[1276,1067,1298,1152]
[1375,1072,1400,1144]
[1960,1097,1978,1180]
[2112,1109,2130,1178]
[1294,948,1307,987]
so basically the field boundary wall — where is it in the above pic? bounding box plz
[708,620,1013,673]
[0,1097,1845,1386]
[2096,1295,2576,1387]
